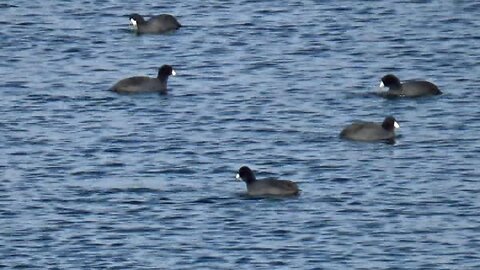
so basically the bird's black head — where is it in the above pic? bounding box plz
[157,65,176,79]
[129,13,146,27]
[380,74,402,89]
[236,166,256,183]
[382,116,400,131]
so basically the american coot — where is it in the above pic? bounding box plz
[129,13,181,34]
[340,116,400,142]
[379,74,442,98]
[235,166,300,196]
[110,65,176,94]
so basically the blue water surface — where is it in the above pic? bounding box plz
[1,1,480,269]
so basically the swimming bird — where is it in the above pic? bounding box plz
[340,116,400,142]
[110,65,176,94]
[235,166,300,196]
[379,74,442,98]
[129,13,181,34]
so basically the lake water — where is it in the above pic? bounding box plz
[1,0,480,269]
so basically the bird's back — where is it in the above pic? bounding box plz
[145,14,181,32]
[401,80,442,97]
[247,179,300,196]
[340,122,392,141]
[111,76,164,93]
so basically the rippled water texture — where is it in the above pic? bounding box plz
[1,1,480,269]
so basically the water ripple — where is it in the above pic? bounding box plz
[1,0,480,269]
